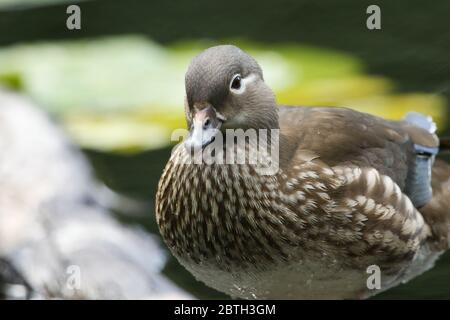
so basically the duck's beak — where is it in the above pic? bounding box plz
[184,105,223,150]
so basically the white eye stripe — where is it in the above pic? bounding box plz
[230,74,256,95]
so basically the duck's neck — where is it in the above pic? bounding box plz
[156,142,289,268]
[156,123,312,270]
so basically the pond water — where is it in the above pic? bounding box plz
[1,0,449,299]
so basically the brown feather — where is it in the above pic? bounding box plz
[156,46,450,299]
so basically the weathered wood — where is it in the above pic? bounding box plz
[0,89,191,299]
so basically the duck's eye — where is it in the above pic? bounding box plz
[230,74,242,90]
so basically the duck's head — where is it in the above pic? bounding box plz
[184,45,278,149]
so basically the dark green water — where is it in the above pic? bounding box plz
[1,0,449,299]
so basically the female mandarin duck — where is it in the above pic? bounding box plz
[156,45,450,299]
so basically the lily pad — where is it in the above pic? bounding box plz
[0,35,446,152]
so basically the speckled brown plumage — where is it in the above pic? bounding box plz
[155,45,450,299]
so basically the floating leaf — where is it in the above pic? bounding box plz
[0,36,446,152]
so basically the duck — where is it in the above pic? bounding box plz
[155,45,450,299]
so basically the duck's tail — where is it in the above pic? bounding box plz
[420,159,450,251]
[439,137,450,153]
[402,113,450,249]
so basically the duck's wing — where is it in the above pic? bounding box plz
[399,112,439,208]
[277,106,450,270]
[278,106,439,208]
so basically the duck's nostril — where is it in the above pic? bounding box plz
[203,118,211,129]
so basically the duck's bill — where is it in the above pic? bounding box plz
[184,105,223,150]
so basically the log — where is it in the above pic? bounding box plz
[0,89,191,299]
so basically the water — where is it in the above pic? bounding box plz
[1,0,449,299]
